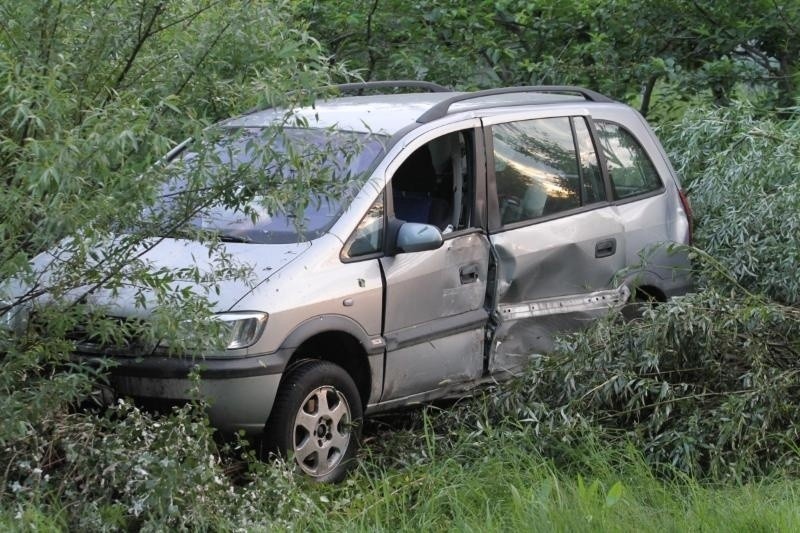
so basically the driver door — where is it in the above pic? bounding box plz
[379,125,491,402]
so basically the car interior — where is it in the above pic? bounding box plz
[391,131,473,233]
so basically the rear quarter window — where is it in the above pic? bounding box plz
[595,121,662,200]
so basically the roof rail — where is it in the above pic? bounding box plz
[416,85,612,123]
[240,80,451,116]
[329,80,451,94]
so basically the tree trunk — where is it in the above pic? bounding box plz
[640,74,659,118]
[775,55,797,119]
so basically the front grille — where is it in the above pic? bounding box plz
[67,316,158,357]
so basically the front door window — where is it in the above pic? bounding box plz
[391,131,473,233]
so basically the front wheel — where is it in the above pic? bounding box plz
[264,360,362,482]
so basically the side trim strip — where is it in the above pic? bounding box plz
[497,286,630,321]
[383,308,489,351]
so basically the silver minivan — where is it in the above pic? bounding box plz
[80,82,693,481]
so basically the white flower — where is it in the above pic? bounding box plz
[131,499,144,517]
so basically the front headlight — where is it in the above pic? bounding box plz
[215,312,268,350]
[155,311,268,356]
[0,301,26,334]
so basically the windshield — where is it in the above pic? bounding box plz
[158,127,385,244]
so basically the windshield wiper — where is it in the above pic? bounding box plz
[218,234,252,243]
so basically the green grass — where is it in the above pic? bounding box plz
[0,502,67,532]
[5,409,800,531]
[279,419,800,533]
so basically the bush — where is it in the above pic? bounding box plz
[488,286,800,480]
[0,1,351,528]
[663,103,800,304]
[0,395,323,530]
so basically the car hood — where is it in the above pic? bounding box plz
[8,237,312,318]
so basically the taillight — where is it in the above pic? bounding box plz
[678,188,693,245]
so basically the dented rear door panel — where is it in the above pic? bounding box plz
[482,113,628,375]
[487,208,627,374]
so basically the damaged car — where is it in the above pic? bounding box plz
[32,82,695,481]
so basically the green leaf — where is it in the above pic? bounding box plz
[605,481,624,508]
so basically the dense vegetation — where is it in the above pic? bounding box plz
[1,0,798,529]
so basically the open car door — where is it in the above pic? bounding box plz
[378,123,492,403]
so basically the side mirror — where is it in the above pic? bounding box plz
[396,222,443,253]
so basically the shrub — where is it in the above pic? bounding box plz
[0,1,351,528]
[487,286,800,480]
[663,102,800,304]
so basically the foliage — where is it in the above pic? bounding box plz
[0,0,350,528]
[664,103,800,304]
[0,0,344,250]
[299,0,799,116]
[0,395,322,530]
[1,0,800,529]
[491,287,800,480]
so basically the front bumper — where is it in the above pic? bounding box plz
[83,351,290,434]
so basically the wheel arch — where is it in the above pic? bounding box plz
[277,315,381,408]
[620,269,668,303]
[631,284,666,302]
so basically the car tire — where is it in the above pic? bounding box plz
[263,359,362,482]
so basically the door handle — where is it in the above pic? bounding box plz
[459,264,479,284]
[595,238,617,258]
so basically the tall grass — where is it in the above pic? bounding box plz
[4,408,800,531]
[276,412,800,532]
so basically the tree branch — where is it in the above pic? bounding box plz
[173,18,234,97]
[102,1,165,107]
[147,0,227,37]
[364,0,380,81]
[640,74,660,117]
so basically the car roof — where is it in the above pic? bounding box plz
[224,90,592,135]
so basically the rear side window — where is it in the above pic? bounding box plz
[595,121,662,199]
[492,117,604,226]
